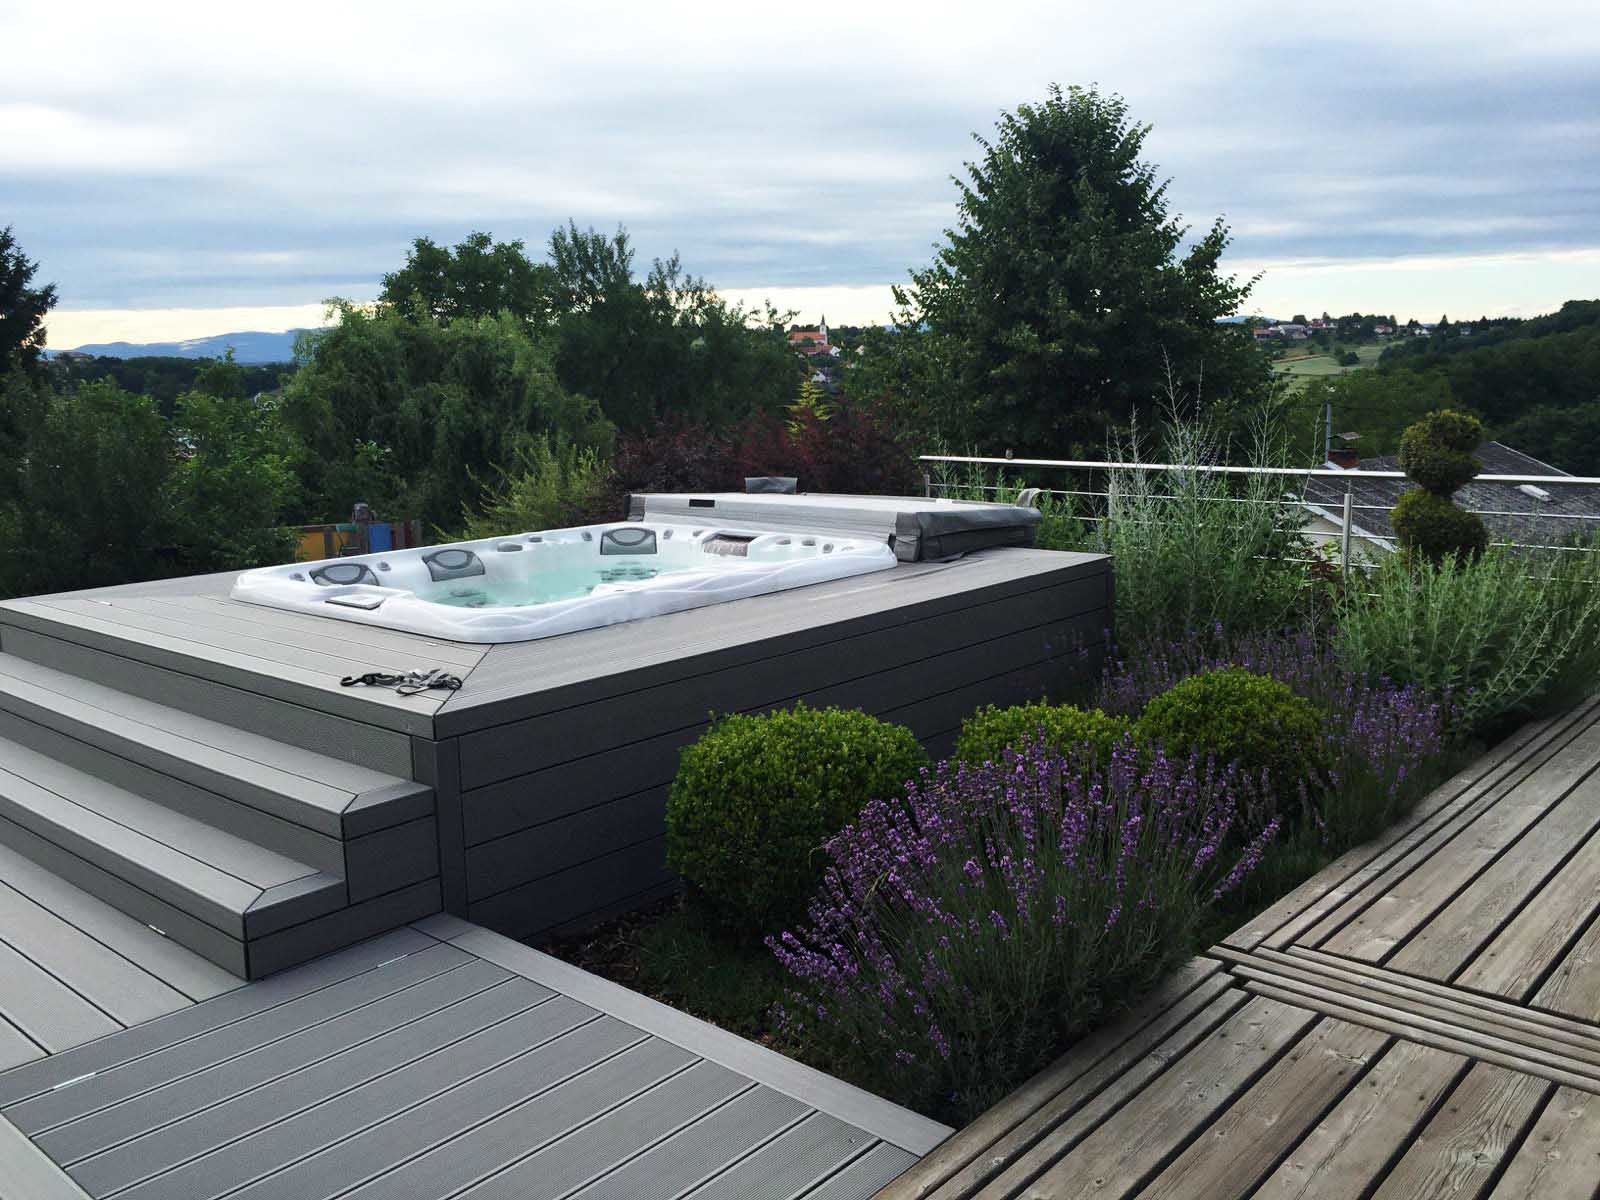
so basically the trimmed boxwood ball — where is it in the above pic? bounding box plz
[954,702,1132,767]
[1136,668,1324,790]
[1391,489,1489,564]
[665,703,928,931]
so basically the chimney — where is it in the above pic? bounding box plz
[1327,446,1360,470]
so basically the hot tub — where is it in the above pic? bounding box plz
[229,522,898,643]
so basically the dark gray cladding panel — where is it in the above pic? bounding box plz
[631,491,1042,561]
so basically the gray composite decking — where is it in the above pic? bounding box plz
[0,547,1110,946]
[0,876,947,1200]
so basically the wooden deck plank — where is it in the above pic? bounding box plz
[680,1111,875,1200]
[1137,1019,1389,1200]
[895,970,1239,1200]
[1529,905,1600,1026]
[1314,722,1600,962]
[1224,696,1600,955]
[1250,1040,1467,1200]
[1369,1062,1550,1200]
[990,996,1317,1200]
[1218,951,1600,1077]
[1487,1086,1600,1199]
[1282,947,1600,1049]
[1383,772,1600,983]
[1451,822,1600,1004]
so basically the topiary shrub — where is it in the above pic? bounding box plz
[1394,409,1487,563]
[954,702,1132,767]
[665,703,928,931]
[1136,668,1324,790]
[1390,489,1489,564]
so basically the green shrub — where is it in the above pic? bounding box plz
[458,434,612,539]
[1391,489,1489,564]
[665,704,928,931]
[1136,668,1325,788]
[1394,409,1487,563]
[954,702,1131,767]
[1398,409,1482,493]
[1335,544,1600,733]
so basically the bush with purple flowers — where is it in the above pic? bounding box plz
[1099,625,1449,846]
[767,738,1279,1121]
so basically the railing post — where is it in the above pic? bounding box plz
[923,471,932,498]
[1340,485,1353,581]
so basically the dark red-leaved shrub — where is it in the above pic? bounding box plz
[733,405,920,495]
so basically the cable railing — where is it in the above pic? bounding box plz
[919,453,1600,571]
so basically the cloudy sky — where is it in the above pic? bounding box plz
[6,0,1598,347]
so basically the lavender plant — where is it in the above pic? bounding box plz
[767,739,1278,1121]
[1099,625,1448,845]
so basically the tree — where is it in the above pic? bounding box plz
[281,304,611,527]
[877,85,1265,453]
[0,383,173,598]
[166,383,299,574]
[1500,403,1600,476]
[380,231,555,325]
[546,224,800,434]
[0,227,58,374]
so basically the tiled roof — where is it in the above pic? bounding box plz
[1301,441,1598,549]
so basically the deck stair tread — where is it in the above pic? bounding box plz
[0,653,415,833]
[0,731,344,941]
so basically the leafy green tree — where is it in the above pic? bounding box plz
[1500,403,1600,475]
[0,227,58,374]
[380,231,556,324]
[870,85,1265,453]
[547,224,800,434]
[166,385,299,574]
[281,304,611,527]
[0,383,173,598]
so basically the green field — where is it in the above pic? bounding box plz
[1272,343,1385,391]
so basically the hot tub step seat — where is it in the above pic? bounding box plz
[0,654,443,980]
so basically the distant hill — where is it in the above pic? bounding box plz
[56,329,313,364]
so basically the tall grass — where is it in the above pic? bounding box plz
[934,408,1316,649]
[1335,544,1600,733]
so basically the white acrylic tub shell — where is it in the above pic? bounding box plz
[229,522,898,643]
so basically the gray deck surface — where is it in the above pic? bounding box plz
[0,549,1100,739]
[0,887,946,1200]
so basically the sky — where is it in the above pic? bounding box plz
[6,0,1598,348]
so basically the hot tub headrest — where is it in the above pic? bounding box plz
[422,548,486,581]
[600,527,657,555]
[310,562,380,587]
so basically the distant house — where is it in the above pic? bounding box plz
[787,318,832,357]
[1300,442,1597,558]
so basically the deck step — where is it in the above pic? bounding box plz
[0,654,443,981]
[0,732,347,974]
[0,654,429,841]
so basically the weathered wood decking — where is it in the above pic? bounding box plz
[882,694,1600,1200]
[0,863,948,1200]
